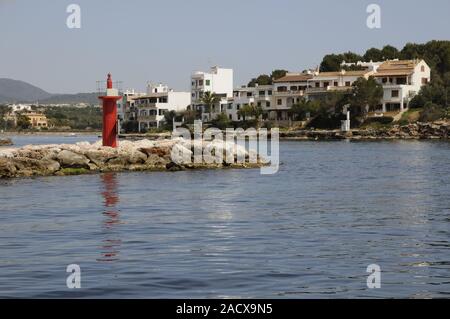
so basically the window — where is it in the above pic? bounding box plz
[227,103,233,110]
[345,81,351,87]
[247,92,252,97]
[397,77,406,85]
[391,90,399,98]
[315,82,320,88]
[199,80,204,86]
[334,82,338,87]
[229,114,232,120]
[192,81,195,86]
[382,78,387,84]
[323,82,329,88]
[422,78,428,85]
[257,102,261,107]
[277,99,282,105]
[266,101,270,107]
[290,86,298,91]
[421,65,425,72]
[268,90,272,96]
[236,104,240,110]
[205,80,210,86]
[277,86,287,92]
[259,90,265,96]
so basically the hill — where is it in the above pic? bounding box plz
[0,78,99,105]
[0,78,53,103]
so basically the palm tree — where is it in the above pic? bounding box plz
[201,91,220,121]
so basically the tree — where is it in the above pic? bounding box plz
[271,69,288,81]
[381,45,400,60]
[289,98,318,120]
[201,91,220,121]
[250,105,264,128]
[0,105,12,130]
[248,74,271,87]
[237,104,253,121]
[180,109,198,124]
[350,77,383,116]
[16,114,31,130]
[419,102,445,122]
[247,70,288,87]
[211,112,231,130]
[320,52,363,72]
[363,48,383,61]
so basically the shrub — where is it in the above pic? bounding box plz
[363,116,394,125]
[419,103,445,122]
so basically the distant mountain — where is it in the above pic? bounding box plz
[0,78,53,102]
[0,78,99,105]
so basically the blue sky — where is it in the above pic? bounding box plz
[0,0,449,93]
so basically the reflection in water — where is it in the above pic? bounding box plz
[97,173,122,262]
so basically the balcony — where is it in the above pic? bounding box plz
[138,115,158,121]
[306,86,352,94]
[274,90,305,96]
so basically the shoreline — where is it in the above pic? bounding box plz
[0,138,265,179]
[2,121,449,142]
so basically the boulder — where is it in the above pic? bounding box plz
[56,150,90,169]
[85,149,118,167]
[0,138,13,146]
[0,158,17,178]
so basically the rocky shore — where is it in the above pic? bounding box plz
[0,139,263,179]
[0,138,13,146]
[280,122,450,141]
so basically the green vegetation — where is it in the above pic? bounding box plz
[16,114,31,130]
[320,40,450,124]
[418,103,446,122]
[398,108,422,125]
[363,116,394,126]
[44,106,102,130]
[200,91,221,120]
[349,77,384,117]
[247,69,288,87]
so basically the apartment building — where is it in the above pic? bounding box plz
[133,83,190,131]
[306,70,374,100]
[191,66,233,121]
[271,73,312,120]
[223,85,273,121]
[372,59,431,111]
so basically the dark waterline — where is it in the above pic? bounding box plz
[0,139,449,298]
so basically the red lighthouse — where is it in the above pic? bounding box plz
[98,73,121,148]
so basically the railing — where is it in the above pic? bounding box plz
[96,81,123,96]
[137,115,158,121]
[273,90,305,96]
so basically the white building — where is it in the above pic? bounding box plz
[340,60,383,72]
[372,59,431,112]
[306,70,374,100]
[133,83,190,131]
[8,104,32,113]
[191,66,233,121]
[272,73,312,120]
[117,89,145,120]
